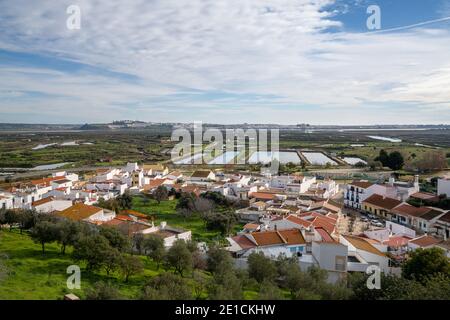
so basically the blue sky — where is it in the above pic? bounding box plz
[0,0,450,124]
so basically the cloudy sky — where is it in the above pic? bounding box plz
[0,0,450,124]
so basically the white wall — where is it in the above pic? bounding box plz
[386,221,416,238]
[35,200,73,213]
[438,179,450,198]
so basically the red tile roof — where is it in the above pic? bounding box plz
[350,180,374,189]
[32,197,55,207]
[316,227,335,243]
[250,192,276,201]
[409,235,441,248]
[250,229,306,246]
[363,194,402,210]
[391,203,430,217]
[383,236,411,247]
[232,235,256,249]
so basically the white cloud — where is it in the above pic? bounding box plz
[0,0,449,123]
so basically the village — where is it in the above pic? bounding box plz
[1,160,449,294]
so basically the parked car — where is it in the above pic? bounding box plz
[361,217,369,222]
[371,220,384,227]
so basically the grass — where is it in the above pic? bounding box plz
[0,229,222,300]
[0,229,262,300]
[131,196,244,243]
[0,229,166,300]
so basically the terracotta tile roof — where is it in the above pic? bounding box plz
[143,164,166,171]
[409,235,441,247]
[437,212,450,224]
[31,176,64,187]
[420,208,446,221]
[363,194,402,210]
[32,197,55,207]
[311,216,336,234]
[250,192,276,201]
[278,229,306,245]
[410,192,439,201]
[350,180,374,189]
[286,215,311,228]
[232,235,256,249]
[383,236,411,247]
[251,229,305,246]
[191,170,212,178]
[391,203,430,217]
[316,227,335,243]
[243,223,260,230]
[252,231,284,246]
[57,203,103,221]
[143,179,166,191]
[343,235,385,257]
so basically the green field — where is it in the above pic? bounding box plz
[0,229,264,300]
[1,128,449,169]
[131,196,244,243]
[0,197,245,299]
[0,229,165,299]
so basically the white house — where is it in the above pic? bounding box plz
[226,228,307,258]
[57,203,115,223]
[31,197,73,213]
[189,170,216,183]
[339,234,390,274]
[437,178,450,198]
[0,192,14,210]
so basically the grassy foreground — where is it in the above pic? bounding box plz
[0,229,164,300]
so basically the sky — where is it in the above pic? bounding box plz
[0,0,450,125]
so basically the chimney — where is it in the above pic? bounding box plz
[388,176,395,187]
[414,175,419,189]
[160,221,167,229]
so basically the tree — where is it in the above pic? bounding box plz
[143,234,166,269]
[85,282,123,300]
[402,247,450,283]
[194,198,214,217]
[200,191,230,207]
[354,161,367,168]
[72,234,112,271]
[375,149,389,167]
[96,198,119,212]
[207,245,234,274]
[176,192,196,212]
[411,151,447,173]
[258,280,284,300]
[132,233,145,255]
[203,211,238,236]
[387,151,404,170]
[192,271,208,299]
[207,265,243,300]
[99,226,130,252]
[17,210,36,234]
[55,219,80,254]
[116,191,133,210]
[141,272,193,300]
[154,185,168,204]
[0,210,6,230]
[247,252,277,283]
[119,254,144,282]
[29,221,58,254]
[164,240,192,277]
[103,248,122,276]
